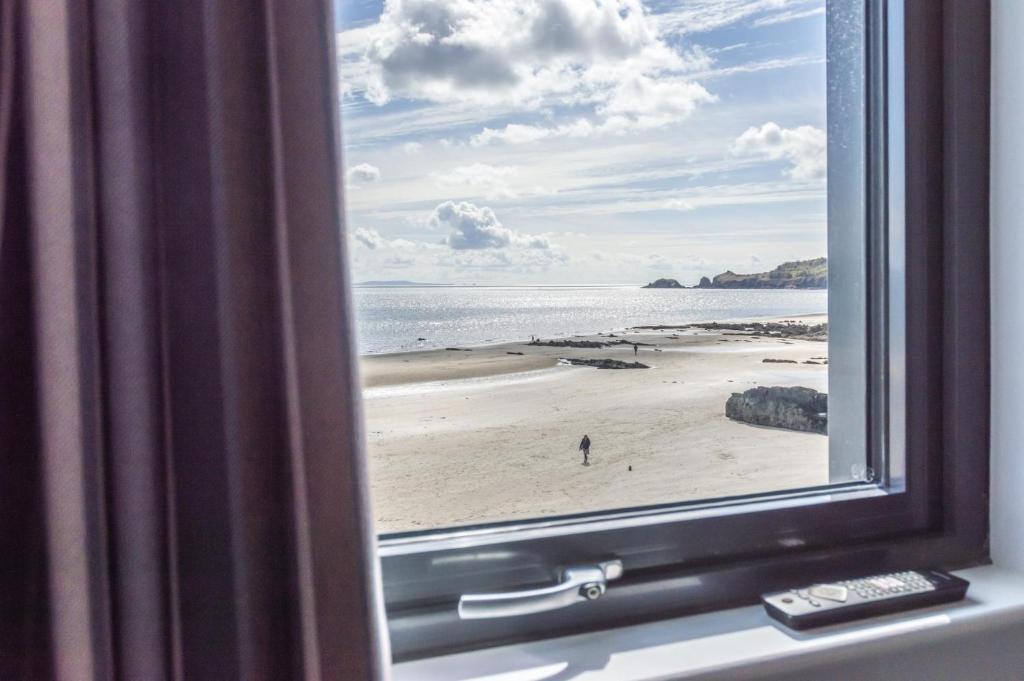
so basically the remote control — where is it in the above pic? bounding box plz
[761,569,969,630]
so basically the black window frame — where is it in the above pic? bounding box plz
[355,0,990,661]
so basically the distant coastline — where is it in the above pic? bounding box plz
[353,280,453,287]
[644,257,828,290]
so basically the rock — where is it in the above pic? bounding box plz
[697,276,713,288]
[607,339,653,346]
[560,358,650,369]
[676,321,827,342]
[643,278,685,289]
[763,358,798,364]
[725,386,827,435]
[507,351,524,355]
[528,339,608,348]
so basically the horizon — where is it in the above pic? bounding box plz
[336,0,827,286]
[352,253,827,287]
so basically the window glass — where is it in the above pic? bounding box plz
[336,0,860,534]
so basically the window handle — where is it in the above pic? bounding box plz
[457,560,623,620]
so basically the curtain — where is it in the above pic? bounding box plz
[0,0,388,679]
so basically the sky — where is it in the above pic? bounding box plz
[335,0,827,285]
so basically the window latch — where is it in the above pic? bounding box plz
[457,560,623,620]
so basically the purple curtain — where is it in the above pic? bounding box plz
[0,0,387,679]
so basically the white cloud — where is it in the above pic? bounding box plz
[402,141,423,154]
[471,120,592,146]
[383,255,417,268]
[598,74,716,126]
[431,163,552,200]
[351,227,418,251]
[341,0,675,105]
[468,74,714,146]
[663,198,696,211]
[655,0,811,36]
[432,163,518,199]
[691,54,823,81]
[441,248,569,273]
[732,122,826,181]
[346,162,382,184]
[429,201,552,250]
[353,226,386,249]
[751,5,824,27]
[338,0,713,135]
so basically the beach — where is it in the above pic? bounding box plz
[360,315,829,534]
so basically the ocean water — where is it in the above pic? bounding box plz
[353,286,828,355]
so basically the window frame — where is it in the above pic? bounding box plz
[361,0,991,661]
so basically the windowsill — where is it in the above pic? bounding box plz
[393,565,1024,681]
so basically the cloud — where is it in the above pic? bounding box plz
[429,201,552,250]
[432,163,549,200]
[346,162,381,184]
[343,0,674,104]
[598,74,716,126]
[353,227,385,249]
[468,75,714,146]
[350,227,418,251]
[471,120,594,146]
[663,198,696,211]
[383,255,417,268]
[432,163,516,199]
[441,248,569,272]
[732,122,826,181]
[339,0,713,133]
[402,142,423,155]
[751,5,824,27]
[655,0,811,36]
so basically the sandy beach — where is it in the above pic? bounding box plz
[360,315,829,534]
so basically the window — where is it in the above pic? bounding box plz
[334,0,990,660]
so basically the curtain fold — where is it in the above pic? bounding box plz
[0,0,387,679]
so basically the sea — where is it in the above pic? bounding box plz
[353,286,828,355]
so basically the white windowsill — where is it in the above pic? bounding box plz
[393,565,1024,681]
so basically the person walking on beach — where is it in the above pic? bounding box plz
[633,343,639,356]
[579,434,591,466]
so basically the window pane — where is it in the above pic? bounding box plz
[336,0,867,534]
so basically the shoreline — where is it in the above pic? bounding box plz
[359,312,827,389]
[361,314,830,532]
[357,310,828,359]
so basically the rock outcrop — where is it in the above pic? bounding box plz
[632,321,826,341]
[725,386,827,434]
[528,339,608,348]
[560,358,650,369]
[643,278,685,289]
[698,257,827,289]
[683,321,827,342]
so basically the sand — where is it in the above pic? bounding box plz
[360,315,829,534]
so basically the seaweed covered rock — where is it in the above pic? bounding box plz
[725,386,827,434]
[560,358,650,369]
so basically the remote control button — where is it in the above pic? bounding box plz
[809,584,849,603]
[782,597,794,604]
[808,599,821,607]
